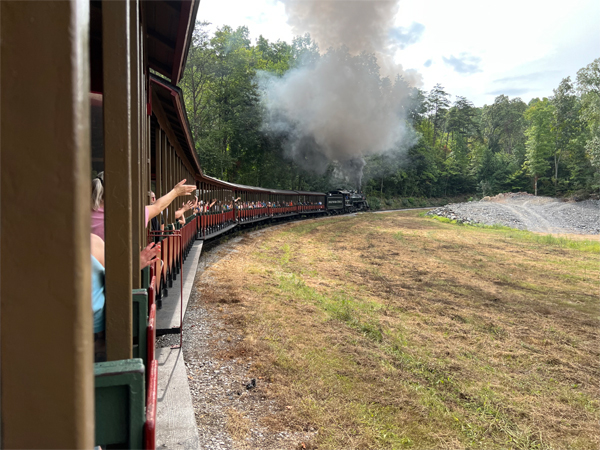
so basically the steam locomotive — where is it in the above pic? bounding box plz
[326,190,370,214]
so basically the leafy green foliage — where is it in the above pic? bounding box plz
[180,23,598,198]
[524,98,554,195]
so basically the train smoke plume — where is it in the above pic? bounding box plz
[260,0,422,188]
[281,0,421,81]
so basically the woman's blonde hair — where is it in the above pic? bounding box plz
[92,171,104,211]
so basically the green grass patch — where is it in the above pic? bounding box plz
[429,214,599,253]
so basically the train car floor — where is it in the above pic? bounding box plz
[237,215,272,225]
[156,240,203,334]
[201,223,238,241]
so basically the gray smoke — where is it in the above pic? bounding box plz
[281,0,422,82]
[337,157,367,191]
[259,0,422,188]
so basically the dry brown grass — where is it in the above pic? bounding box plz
[197,212,600,449]
[226,408,251,448]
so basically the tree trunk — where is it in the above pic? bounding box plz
[534,175,538,196]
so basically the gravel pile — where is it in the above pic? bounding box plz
[427,193,600,235]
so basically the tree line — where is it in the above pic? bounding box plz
[181,23,599,198]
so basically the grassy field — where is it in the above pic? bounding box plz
[199,211,599,449]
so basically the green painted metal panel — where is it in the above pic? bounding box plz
[132,290,148,367]
[94,358,145,449]
[141,266,150,290]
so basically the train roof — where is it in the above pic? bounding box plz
[294,190,326,196]
[199,176,326,196]
[150,75,202,176]
[145,0,201,85]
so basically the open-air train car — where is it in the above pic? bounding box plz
[2,1,203,448]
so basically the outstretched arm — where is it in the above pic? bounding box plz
[175,200,194,219]
[146,180,195,225]
[140,242,161,268]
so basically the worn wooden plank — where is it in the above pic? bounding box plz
[103,0,133,361]
[155,127,162,198]
[0,1,94,447]
[130,0,141,288]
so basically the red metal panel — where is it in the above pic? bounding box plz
[163,237,170,287]
[144,359,158,450]
[148,276,155,310]
[147,304,156,364]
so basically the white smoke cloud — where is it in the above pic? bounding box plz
[259,0,423,188]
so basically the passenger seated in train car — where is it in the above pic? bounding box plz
[91,230,160,365]
[175,200,194,226]
[91,172,105,240]
[195,198,216,214]
[145,179,196,227]
[92,174,162,268]
[148,191,164,243]
[142,183,194,264]
[91,233,106,363]
[193,199,201,214]
[189,196,199,214]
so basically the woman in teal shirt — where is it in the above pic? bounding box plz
[91,234,106,362]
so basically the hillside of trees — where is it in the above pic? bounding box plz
[180,23,599,199]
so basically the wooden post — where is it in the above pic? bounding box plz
[130,0,141,288]
[1,1,94,447]
[170,146,175,222]
[155,127,162,200]
[161,132,168,219]
[103,0,133,361]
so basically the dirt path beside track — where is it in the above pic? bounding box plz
[428,194,600,235]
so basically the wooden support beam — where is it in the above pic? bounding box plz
[0,1,93,447]
[155,127,162,199]
[148,56,172,77]
[161,131,168,216]
[147,28,177,50]
[103,0,133,361]
[130,0,141,288]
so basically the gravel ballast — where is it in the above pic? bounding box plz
[168,229,317,450]
[427,193,600,235]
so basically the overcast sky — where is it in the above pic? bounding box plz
[196,0,599,107]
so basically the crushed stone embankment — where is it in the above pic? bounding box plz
[427,193,599,235]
